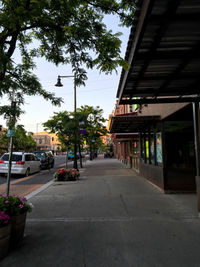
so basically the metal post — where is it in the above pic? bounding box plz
[154,126,157,166]
[161,121,167,190]
[6,136,13,196]
[192,102,200,213]
[55,74,78,170]
[6,93,16,196]
[73,75,78,170]
[193,102,200,176]
[148,126,151,164]
[144,132,146,163]
[139,131,143,159]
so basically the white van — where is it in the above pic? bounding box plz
[0,152,41,177]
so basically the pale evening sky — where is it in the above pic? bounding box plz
[0,15,130,133]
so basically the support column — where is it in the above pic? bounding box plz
[148,126,151,164]
[193,102,200,213]
[161,121,167,190]
[139,131,143,160]
[154,126,157,166]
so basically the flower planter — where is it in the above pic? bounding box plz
[54,168,80,181]
[0,224,11,260]
[9,212,27,249]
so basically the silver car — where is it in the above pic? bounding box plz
[0,152,41,177]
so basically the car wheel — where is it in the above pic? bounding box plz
[25,168,30,177]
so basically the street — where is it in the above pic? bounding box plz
[0,155,84,197]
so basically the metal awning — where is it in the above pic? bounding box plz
[114,133,139,142]
[117,0,200,104]
[110,115,160,133]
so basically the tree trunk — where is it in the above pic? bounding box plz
[66,147,69,168]
[78,143,83,168]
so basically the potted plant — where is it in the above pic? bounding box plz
[0,195,33,249]
[0,211,11,259]
[54,168,80,181]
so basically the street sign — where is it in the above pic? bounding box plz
[79,129,87,134]
[7,129,15,137]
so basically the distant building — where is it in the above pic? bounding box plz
[33,132,61,152]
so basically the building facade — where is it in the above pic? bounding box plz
[33,132,61,152]
[110,0,200,212]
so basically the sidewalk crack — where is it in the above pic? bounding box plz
[120,194,129,217]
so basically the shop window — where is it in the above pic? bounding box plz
[156,132,163,164]
[141,136,145,159]
[146,140,149,162]
[150,134,155,164]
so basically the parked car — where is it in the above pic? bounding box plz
[34,151,54,169]
[0,152,41,177]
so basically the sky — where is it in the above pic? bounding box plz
[0,15,130,133]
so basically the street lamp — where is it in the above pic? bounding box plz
[55,74,78,170]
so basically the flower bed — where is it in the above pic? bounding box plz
[0,212,11,260]
[0,195,33,254]
[0,211,10,228]
[0,195,33,216]
[54,168,80,181]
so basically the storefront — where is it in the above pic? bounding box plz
[114,133,140,171]
[113,0,200,212]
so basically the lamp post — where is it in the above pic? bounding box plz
[55,75,78,170]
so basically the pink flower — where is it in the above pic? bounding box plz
[21,197,27,202]
[19,204,24,209]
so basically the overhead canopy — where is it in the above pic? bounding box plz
[114,133,139,142]
[117,0,200,105]
[109,115,160,133]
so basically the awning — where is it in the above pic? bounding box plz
[117,0,200,105]
[114,133,139,142]
[110,115,160,133]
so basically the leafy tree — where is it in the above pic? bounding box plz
[0,129,9,153]
[43,105,108,163]
[77,105,107,159]
[14,125,36,151]
[0,124,36,152]
[43,111,74,150]
[0,0,135,118]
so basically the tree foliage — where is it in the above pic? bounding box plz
[43,105,107,153]
[0,0,135,119]
[13,125,36,151]
[0,124,36,152]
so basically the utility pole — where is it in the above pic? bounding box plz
[6,93,16,196]
[55,74,78,170]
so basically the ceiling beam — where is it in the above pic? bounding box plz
[129,0,181,100]
[119,96,200,104]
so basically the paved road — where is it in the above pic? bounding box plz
[0,155,86,196]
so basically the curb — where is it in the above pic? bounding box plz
[25,180,54,200]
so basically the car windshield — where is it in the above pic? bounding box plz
[1,154,22,161]
[35,152,45,159]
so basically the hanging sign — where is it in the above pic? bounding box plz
[79,129,87,134]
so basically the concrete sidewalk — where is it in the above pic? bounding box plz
[1,157,200,267]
